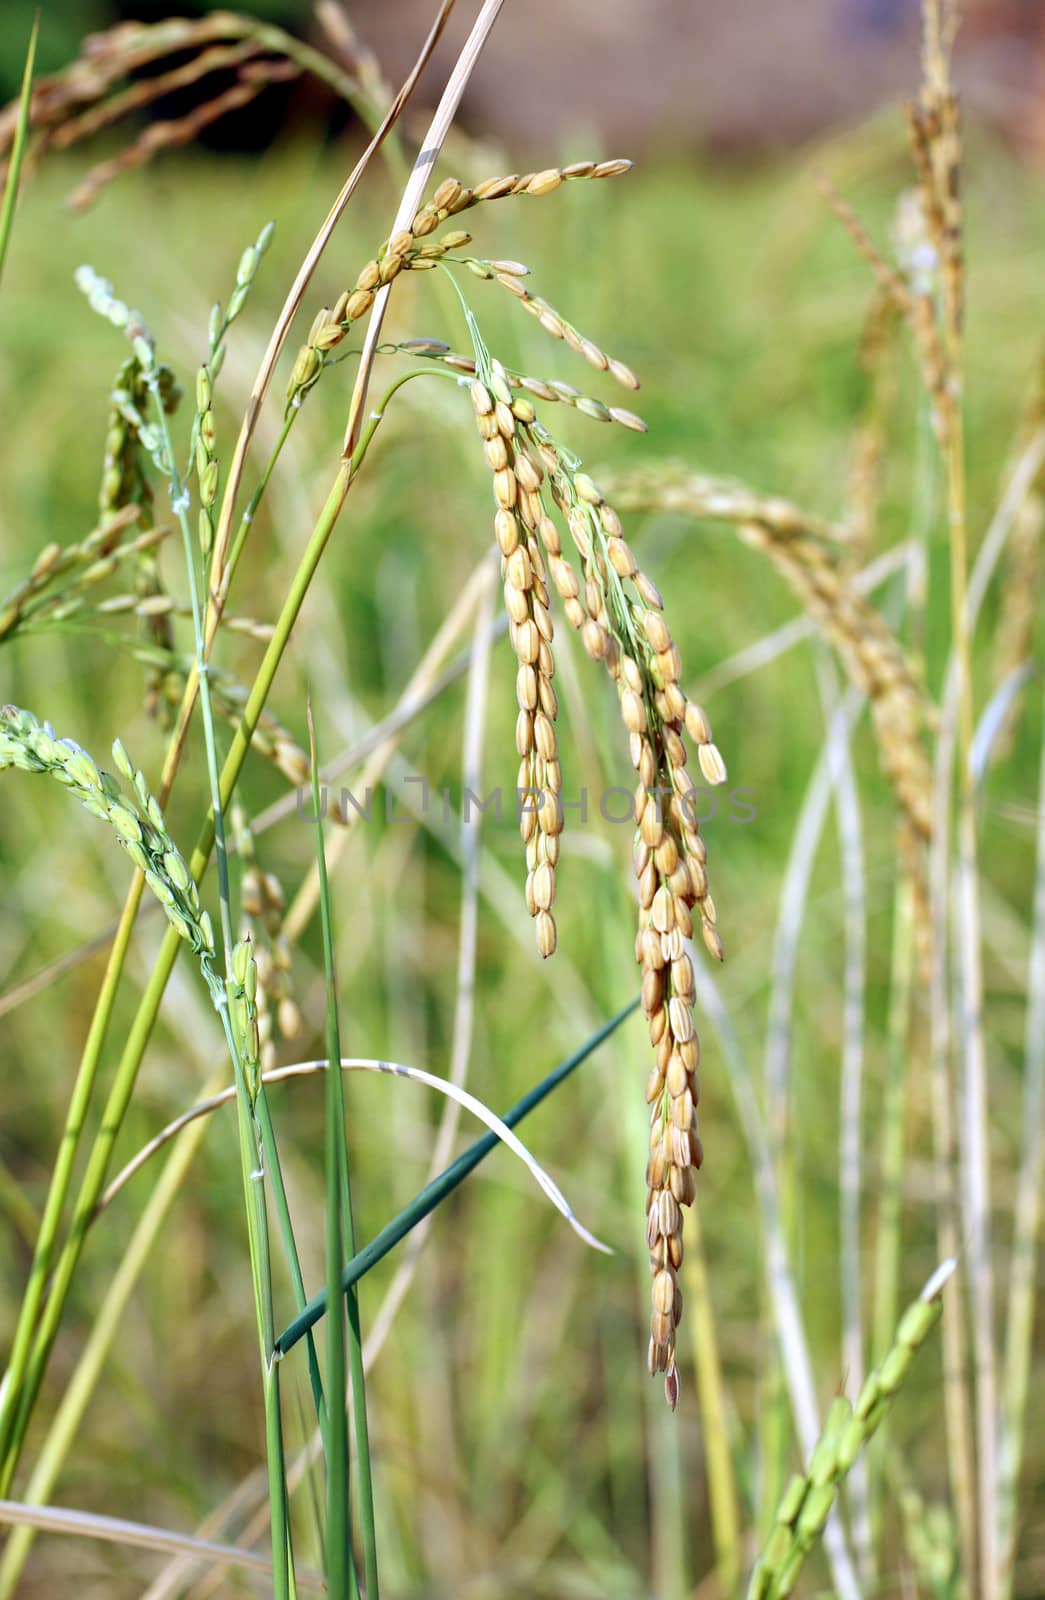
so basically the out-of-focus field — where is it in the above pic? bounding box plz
[1,115,1044,1596]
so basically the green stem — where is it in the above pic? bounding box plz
[0,874,144,1476]
[684,1201,742,1597]
[307,716,363,1594]
[222,1001,290,1600]
[254,1086,327,1425]
[867,872,914,1543]
[0,1068,226,1599]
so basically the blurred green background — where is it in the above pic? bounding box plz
[1,8,1044,1597]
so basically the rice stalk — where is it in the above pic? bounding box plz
[681,1200,742,1598]
[0,391,356,1502]
[821,656,872,1583]
[80,258,302,1582]
[926,421,1045,1598]
[990,357,1045,761]
[909,16,995,1592]
[824,37,990,1578]
[306,704,376,1599]
[996,673,1045,1596]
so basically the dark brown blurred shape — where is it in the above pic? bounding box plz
[341,0,1045,155]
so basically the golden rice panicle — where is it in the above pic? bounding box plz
[285,226,469,409]
[419,348,648,431]
[910,0,963,343]
[476,267,640,392]
[405,159,634,236]
[471,362,561,960]
[539,449,726,954]
[286,160,633,409]
[529,445,726,1401]
[845,291,900,558]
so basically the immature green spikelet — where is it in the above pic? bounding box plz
[747,1259,955,1600]
[97,356,181,721]
[228,935,262,1102]
[193,220,274,555]
[193,363,220,560]
[0,705,214,965]
[76,257,182,726]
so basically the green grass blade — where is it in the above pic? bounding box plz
[0,1068,225,1598]
[274,998,639,1357]
[0,15,37,287]
[307,703,361,1595]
